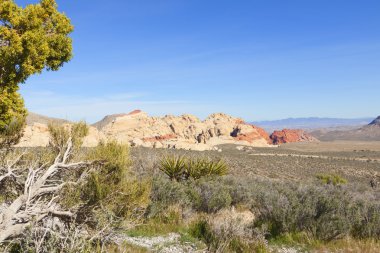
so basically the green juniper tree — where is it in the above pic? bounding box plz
[0,0,73,146]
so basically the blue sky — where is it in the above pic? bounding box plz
[18,0,380,123]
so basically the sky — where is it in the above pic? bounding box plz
[17,0,380,123]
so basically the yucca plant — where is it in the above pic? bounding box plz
[159,155,187,181]
[160,155,229,181]
[185,158,227,179]
[186,158,207,180]
[208,159,228,176]
[199,158,228,178]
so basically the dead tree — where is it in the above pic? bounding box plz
[0,138,90,244]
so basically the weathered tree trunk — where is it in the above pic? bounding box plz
[0,139,88,244]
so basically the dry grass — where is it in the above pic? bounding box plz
[314,238,380,253]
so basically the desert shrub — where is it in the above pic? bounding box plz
[48,121,89,154]
[61,141,151,226]
[87,141,150,220]
[251,182,380,241]
[316,173,347,186]
[191,178,233,213]
[147,175,195,220]
[351,201,380,238]
[189,214,269,253]
[0,116,26,150]
[159,155,228,181]
[189,218,218,250]
[149,176,238,217]
[128,205,185,238]
[146,158,380,248]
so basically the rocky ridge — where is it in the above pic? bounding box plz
[18,110,278,150]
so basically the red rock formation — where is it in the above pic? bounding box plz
[127,109,142,115]
[233,131,264,143]
[142,134,177,143]
[251,125,272,144]
[231,124,272,144]
[270,129,318,144]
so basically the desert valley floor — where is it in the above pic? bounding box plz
[131,141,380,186]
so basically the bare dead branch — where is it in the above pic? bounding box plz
[0,139,91,244]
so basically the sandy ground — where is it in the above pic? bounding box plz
[279,141,380,152]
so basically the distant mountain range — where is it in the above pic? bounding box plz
[311,116,380,141]
[252,117,373,133]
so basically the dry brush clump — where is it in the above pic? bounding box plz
[0,124,151,252]
[188,208,269,253]
[0,123,92,245]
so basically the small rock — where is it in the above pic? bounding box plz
[132,138,144,146]
[153,142,163,149]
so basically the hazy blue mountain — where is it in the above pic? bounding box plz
[311,116,380,141]
[252,117,373,132]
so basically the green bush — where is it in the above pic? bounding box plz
[0,115,26,150]
[189,218,218,250]
[149,176,236,216]
[62,141,151,225]
[316,173,348,186]
[0,88,27,149]
[192,179,233,213]
[150,175,189,204]
[48,121,89,154]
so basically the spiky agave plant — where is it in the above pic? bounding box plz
[159,155,187,181]
[203,158,228,177]
[185,158,207,180]
[186,157,228,179]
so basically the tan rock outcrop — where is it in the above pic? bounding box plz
[18,110,274,150]
[17,123,51,147]
[17,123,105,148]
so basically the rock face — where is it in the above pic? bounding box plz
[17,123,105,148]
[18,110,273,150]
[17,123,51,147]
[270,129,318,145]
